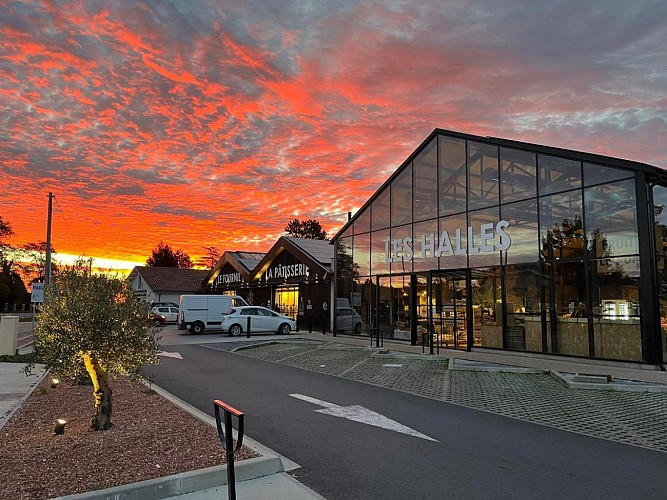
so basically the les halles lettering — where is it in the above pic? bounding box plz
[386,220,511,262]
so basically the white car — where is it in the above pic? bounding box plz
[221,306,296,336]
[336,307,363,335]
[151,306,179,325]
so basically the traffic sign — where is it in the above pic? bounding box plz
[31,283,44,303]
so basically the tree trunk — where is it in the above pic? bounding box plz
[83,353,113,430]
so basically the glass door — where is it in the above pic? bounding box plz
[418,270,469,351]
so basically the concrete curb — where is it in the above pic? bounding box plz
[54,457,284,500]
[550,370,667,392]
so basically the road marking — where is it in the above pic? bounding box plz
[289,393,438,442]
[158,351,183,359]
[382,364,403,368]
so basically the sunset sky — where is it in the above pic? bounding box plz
[1,0,666,271]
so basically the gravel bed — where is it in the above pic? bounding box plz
[0,376,258,499]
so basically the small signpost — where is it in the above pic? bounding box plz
[213,400,245,500]
[30,283,44,330]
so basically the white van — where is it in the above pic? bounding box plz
[178,295,248,334]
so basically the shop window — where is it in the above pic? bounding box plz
[589,257,641,361]
[654,185,667,363]
[355,207,371,234]
[275,287,299,319]
[391,162,413,227]
[468,207,501,268]
[584,163,633,187]
[471,267,502,349]
[337,237,355,282]
[413,218,439,272]
[501,199,539,265]
[371,229,391,275]
[414,138,438,222]
[352,232,370,276]
[372,188,390,231]
[439,212,468,269]
[547,260,589,357]
[584,179,638,258]
[538,155,582,196]
[500,148,537,204]
[468,141,499,211]
[503,264,542,352]
[540,191,584,261]
[389,224,412,274]
[439,135,467,217]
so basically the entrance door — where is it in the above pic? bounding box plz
[417,270,469,351]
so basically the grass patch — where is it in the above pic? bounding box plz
[0,352,43,364]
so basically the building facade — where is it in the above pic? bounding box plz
[333,129,667,365]
[203,237,333,332]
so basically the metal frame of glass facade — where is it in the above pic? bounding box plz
[333,129,667,366]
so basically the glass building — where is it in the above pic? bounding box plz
[332,129,667,365]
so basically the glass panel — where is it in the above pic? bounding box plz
[500,148,536,203]
[504,264,542,352]
[430,272,468,350]
[413,218,439,272]
[378,276,393,338]
[392,274,412,341]
[371,229,390,275]
[439,135,467,216]
[589,257,641,361]
[337,238,355,311]
[540,191,584,261]
[539,155,582,195]
[352,232,370,276]
[584,163,633,187]
[550,260,589,357]
[414,138,438,222]
[654,185,667,363]
[390,224,413,274]
[391,163,412,227]
[439,213,468,269]
[274,287,298,319]
[372,188,390,231]
[585,179,639,258]
[356,277,372,334]
[501,199,539,265]
[468,207,501,268]
[468,141,499,210]
[415,275,429,345]
[472,267,502,348]
[354,206,371,234]
[339,226,353,240]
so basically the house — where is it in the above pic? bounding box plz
[127,266,210,306]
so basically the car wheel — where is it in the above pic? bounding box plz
[354,323,362,335]
[153,319,163,327]
[278,323,291,335]
[191,321,205,335]
[229,324,243,336]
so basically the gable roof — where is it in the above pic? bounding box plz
[202,251,265,288]
[250,236,333,281]
[128,266,209,293]
[332,127,660,242]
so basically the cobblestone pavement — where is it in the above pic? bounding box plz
[207,340,667,453]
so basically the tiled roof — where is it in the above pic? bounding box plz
[130,266,209,293]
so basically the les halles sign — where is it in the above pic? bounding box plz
[385,220,511,262]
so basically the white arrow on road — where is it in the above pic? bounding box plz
[158,351,183,359]
[289,394,437,442]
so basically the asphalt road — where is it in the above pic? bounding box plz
[145,339,667,500]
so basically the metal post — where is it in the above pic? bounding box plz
[45,192,53,286]
[322,313,326,334]
[213,400,245,500]
[308,313,312,333]
[246,316,251,338]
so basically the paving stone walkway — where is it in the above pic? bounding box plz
[211,340,667,453]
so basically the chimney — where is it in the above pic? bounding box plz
[347,211,352,221]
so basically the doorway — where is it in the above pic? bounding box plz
[419,270,469,351]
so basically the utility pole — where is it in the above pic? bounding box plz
[45,192,53,286]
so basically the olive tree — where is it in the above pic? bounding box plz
[34,259,159,430]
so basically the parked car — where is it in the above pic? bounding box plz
[150,306,179,325]
[336,307,363,335]
[220,306,296,336]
